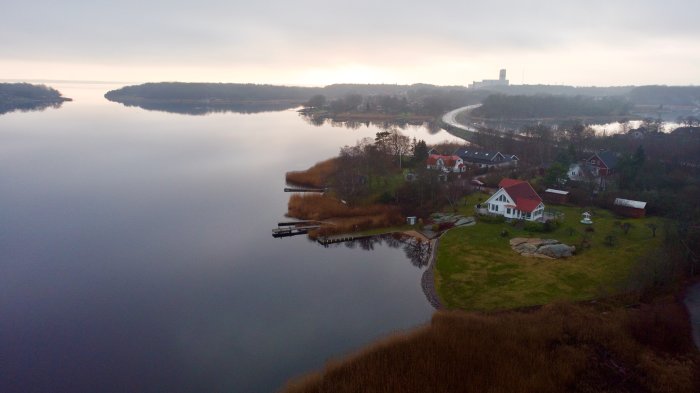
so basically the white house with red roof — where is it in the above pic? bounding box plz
[484,178,545,221]
[426,154,466,173]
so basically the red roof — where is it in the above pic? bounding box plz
[499,178,542,213]
[427,154,461,167]
[498,178,525,188]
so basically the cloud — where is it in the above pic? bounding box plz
[1,0,699,85]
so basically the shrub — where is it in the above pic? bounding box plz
[376,191,394,204]
[478,215,506,224]
[438,222,454,231]
[523,221,559,233]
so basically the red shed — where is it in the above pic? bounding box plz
[543,189,569,205]
[613,198,646,218]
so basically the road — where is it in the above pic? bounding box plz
[441,104,481,133]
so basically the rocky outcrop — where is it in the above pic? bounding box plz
[509,238,575,259]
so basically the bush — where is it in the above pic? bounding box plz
[438,222,455,231]
[478,215,506,224]
[523,221,549,233]
[376,191,394,204]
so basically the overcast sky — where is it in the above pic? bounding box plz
[2,0,699,86]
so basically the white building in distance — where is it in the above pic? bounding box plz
[469,69,509,89]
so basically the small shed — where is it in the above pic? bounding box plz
[406,216,417,225]
[543,188,569,205]
[613,198,646,218]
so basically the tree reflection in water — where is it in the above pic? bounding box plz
[323,233,431,268]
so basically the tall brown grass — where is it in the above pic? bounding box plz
[287,194,404,237]
[281,298,699,393]
[286,158,338,188]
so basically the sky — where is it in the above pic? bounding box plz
[2,0,699,86]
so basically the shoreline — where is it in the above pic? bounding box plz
[315,225,445,310]
[421,237,443,309]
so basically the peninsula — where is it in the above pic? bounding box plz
[0,83,71,115]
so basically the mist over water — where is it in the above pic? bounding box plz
[0,84,462,392]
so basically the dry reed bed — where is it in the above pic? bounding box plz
[285,158,338,188]
[282,299,699,393]
[287,194,403,238]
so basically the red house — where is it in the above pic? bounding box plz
[586,151,618,176]
[483,178,545,221]
[426,154,466,173]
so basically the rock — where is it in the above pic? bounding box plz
[455,217,475,226]
[514,243,538,254]
[538,244,575,258]
[510,237,575,259]
[509,238,530,247]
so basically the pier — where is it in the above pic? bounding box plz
[272,220,326,238]
[316,234,374,246]
[272,225,321,238]
[283,187,327,193]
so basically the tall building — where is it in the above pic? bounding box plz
[469,69,510,89]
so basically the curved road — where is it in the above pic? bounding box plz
[441,104,481,133]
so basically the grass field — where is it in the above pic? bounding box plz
[436,192,665,310]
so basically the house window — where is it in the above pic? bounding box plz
[507,208,511,214]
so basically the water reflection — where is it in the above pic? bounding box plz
[299,110,443,134]
[323,233,431,269]
[0,100,65,115]
[104,97,302,115]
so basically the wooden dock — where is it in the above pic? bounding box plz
[316,234,374,246]
[272,225,321,238]
[277,220,320,227]
[284,187,327,193]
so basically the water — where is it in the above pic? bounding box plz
[0,83,462,392]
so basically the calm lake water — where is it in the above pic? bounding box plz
[0,83,462,393]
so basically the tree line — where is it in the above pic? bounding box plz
[471,94,632,119]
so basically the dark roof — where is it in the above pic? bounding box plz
[592,151,619,169]
[454,148,514,164]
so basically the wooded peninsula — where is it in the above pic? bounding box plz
[0,83,71,115]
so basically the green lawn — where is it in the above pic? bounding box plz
[435,200,664,311]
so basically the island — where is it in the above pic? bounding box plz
[0,83,71,115]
